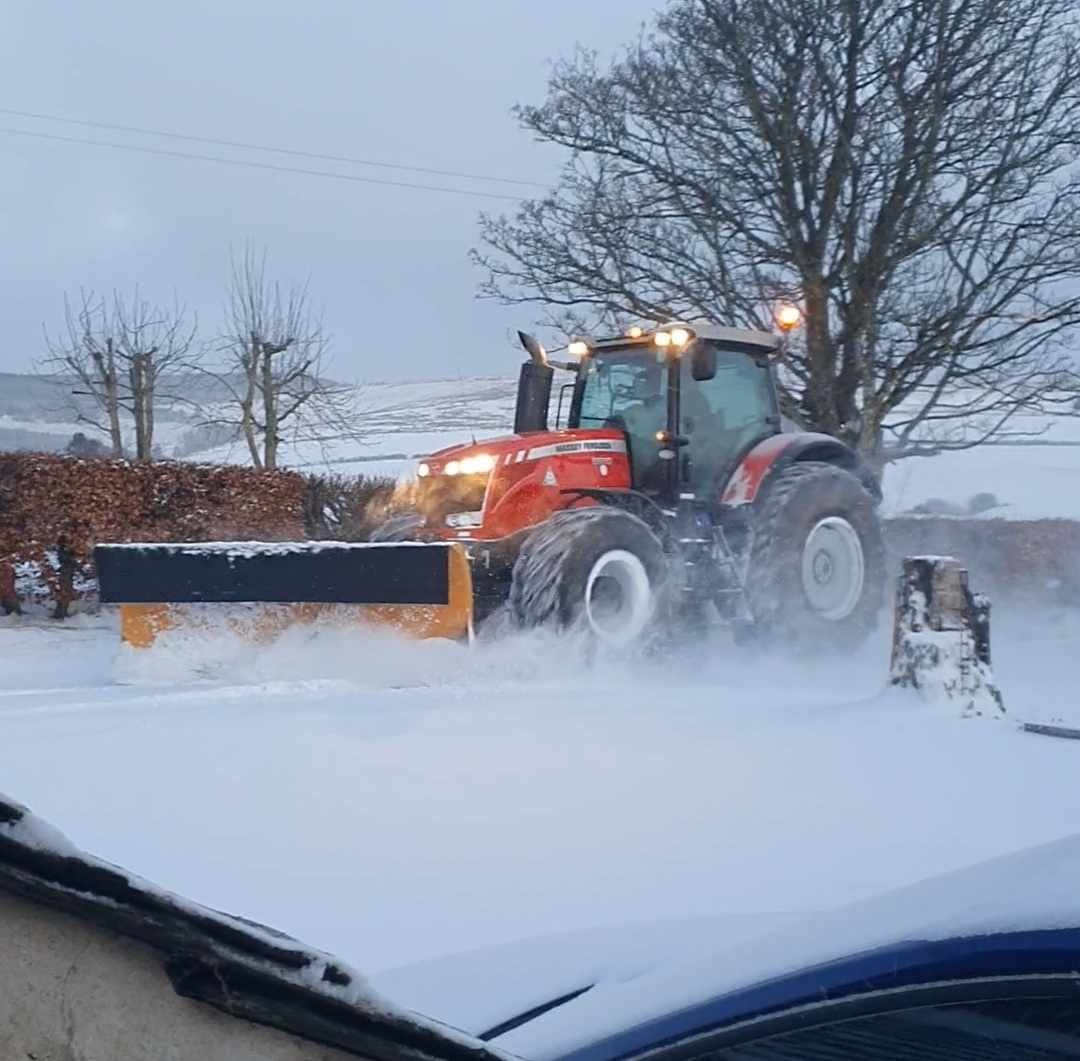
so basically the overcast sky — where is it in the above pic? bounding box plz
[1,1,659,382]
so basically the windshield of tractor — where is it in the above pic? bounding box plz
[576,349,668,489]
[574,342,777,493]
[576,351,664,430]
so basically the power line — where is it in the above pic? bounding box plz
[1,126,528,202]
[0,106,547,189]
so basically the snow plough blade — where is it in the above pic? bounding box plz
[94,541,473,647]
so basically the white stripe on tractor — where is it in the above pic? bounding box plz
[525,439,627,461]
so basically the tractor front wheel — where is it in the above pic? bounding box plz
[745,461,885,648]
[510,508,668,647]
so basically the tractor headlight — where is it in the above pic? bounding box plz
[459,453,496,475]
[443,454,494,476]
[416,462,431,477]
[670,326,691,347]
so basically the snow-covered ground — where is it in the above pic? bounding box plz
[5,368,1080,1031]
[2,603,1078,998]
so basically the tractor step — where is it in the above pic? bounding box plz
[712,523,754,623]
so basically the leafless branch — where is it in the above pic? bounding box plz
[39,288,200,459]
[475,0,1080,469]
[210,243,362,470]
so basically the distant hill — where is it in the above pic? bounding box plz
[0,370,518,467]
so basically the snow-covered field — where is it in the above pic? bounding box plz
[880,437,1080,521]
[2,604,1078,1006]
[6,369,1080,518]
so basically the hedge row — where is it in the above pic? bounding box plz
[302,472,401,543]
[4,450,1074,617]
[0,453,398,617]
[884,518,1080,604]
[0,453,309,616]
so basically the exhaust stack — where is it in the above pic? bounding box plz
[513,331,554,434]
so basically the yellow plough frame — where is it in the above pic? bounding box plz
[94,541,474,647]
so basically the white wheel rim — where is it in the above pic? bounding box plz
[584,549,655,646]
[800,517,865,621]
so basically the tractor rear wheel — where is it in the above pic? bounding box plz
[744,461,884,648]
[510,508,668,647]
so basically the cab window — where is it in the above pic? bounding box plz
[576,352,667,492]
[681,344,778,492]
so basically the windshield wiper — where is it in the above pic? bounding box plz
[477,984,595,1041]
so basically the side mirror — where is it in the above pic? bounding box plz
[690,342,716,381]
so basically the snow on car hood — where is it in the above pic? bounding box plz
[384,833,1080,1059]
[0,791,503,1057]
[371,914,803,1040]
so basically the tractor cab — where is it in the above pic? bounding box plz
[565,325,782,501]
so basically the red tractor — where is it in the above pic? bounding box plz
[377,322,885,648]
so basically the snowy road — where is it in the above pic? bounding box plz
[2,607,1079,983]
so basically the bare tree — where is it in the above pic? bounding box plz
[42,292,122,456]
[113,290,199,460]
[475,0,1080,468]
[215,246,358,470]
[41,289,198,460]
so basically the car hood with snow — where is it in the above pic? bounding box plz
[0,792,509,1061]
[375,835,1080,1060]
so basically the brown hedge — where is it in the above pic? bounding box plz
[0,453,307,616]
[302,472,404,542]
[884,517,1080,604]
[4,453,1076,618]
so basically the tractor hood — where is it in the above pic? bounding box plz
[414,428,631,541]
[419,429,627,476]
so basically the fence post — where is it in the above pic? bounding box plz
[890,555,1005,717]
